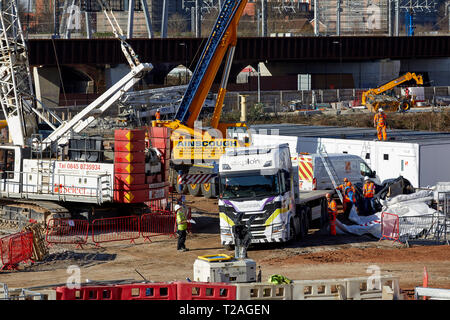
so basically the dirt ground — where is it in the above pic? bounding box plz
[1,195,449,299]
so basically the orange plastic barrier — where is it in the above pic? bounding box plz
[176,281,236,300]
[118,283,177,300]
[56,286,122,300]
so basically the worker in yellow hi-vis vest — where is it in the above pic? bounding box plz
[175,201,189,252]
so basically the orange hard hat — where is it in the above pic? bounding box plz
[346,181,352,187]
[343,178,348,182]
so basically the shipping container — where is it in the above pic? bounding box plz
[251,124,450,188]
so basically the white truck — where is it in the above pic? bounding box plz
[218,144,380,247]
[296,153,381,191]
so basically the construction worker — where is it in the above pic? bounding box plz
[405,88,410,99]
[175,201,189,252]
[373,107,387,141]
[326,193,338,236]
[343,181,356,219]
[362,176,375,215]
[155,108,161,120]
[337,178,350,214]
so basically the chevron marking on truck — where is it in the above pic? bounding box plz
[298,156,313,181]
[178,174,214,185]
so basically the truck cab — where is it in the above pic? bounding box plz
[218,144,299,246]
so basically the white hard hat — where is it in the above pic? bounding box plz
[174,204,181,212]
[378,108,384,112]
[364,176,370,181]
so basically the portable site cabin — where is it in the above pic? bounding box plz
[250,124,450,188]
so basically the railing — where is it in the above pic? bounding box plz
[0,170,113,204]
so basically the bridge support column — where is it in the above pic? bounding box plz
[33,66,61,110]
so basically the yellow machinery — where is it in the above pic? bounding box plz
[152,0,251,198]
[362,72,424,113]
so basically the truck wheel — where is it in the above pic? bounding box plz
[303,207,311,236]
[289,218,297,242]
[188,184,202,196]
[320,199,329,228]
[201,183,214,198]
[399,101,411,112]
[295,214,305,240]
[224,244,234,251]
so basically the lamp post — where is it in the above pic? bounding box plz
[179,42,188,84]
[332,40,342,101]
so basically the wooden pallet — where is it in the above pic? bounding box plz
[22,223,48,261]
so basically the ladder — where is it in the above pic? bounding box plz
[318,144,343,203]
[361,140,371,166]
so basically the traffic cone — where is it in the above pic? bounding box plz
[422,266,428,300]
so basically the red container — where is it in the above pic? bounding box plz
[150,138,170,149]
[114,173,146,186]
[114,140,146,152]
[114,183,149,192]
[114,129,146,142]
[114,151,145,163]
[149,126,171,139]
[114,189,149,203]
[114,162,145,174]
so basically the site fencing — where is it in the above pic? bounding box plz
[140,213,176,242]
[53,275,401,300]
[381,210,449,246]
[92,216,141,245]
[44,209,192,247]
[0,231,34,270]
[46,219,89,248]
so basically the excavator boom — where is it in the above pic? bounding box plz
[362,72,423,106]
[174,0,248,128]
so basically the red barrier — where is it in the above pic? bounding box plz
[118,283,177,300]
[56,286,122,300]
[176,281,237,300]
[0,231,34,270]
[92,216,140,245]
[140,213,176,242]
[148,198,172,212]
[380,212,400,242]
[46,218,89,248]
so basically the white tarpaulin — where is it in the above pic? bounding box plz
[335,190,441,240]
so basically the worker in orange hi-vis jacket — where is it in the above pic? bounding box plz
[155,108,161,120]
[336,177,349,212]
[343,181,356,219]
[326,193,338,236]
[363,176,376,214]
[373,107,387,141]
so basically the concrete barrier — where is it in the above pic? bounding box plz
[344,275,401,300]
[291,279,346,300]
[235,283,292,300]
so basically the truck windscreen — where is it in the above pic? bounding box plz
[220,173,280,199]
